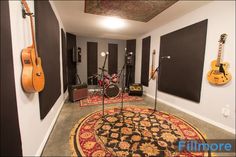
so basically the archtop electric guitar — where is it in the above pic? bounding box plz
[207,33,231,85]
[21,0,45,92]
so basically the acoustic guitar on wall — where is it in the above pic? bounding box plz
[21,0,45,92]
[150,50,157,80]
[207,33,231,85]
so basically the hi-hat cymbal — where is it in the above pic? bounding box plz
[88,75,94,79]
[88,73,101,79]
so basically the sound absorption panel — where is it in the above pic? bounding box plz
[66,33,77,85]
[1,1,22,155]
[141,36,151,87]
[158,19,208,102]
[87,42,98,85]
[61,29,68,92]
[126,39,136,86]
[108,43,118,75]
[35,0,61,119]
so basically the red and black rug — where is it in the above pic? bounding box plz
[70,106,209,156]
[80,93,143,107]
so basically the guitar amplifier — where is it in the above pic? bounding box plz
[128,83,143,96]
[69,83,88,102]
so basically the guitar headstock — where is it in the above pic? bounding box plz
[219,33,227,44]
[21,0,34,18]
[21,0,31,13]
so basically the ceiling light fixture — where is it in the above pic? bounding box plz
[101,17,126,30]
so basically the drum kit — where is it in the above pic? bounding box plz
[88,72,121,98]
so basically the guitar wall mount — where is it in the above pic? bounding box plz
[21,5,34,19]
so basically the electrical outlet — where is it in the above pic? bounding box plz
[222,108,230,117]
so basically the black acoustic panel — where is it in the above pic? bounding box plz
[35,0,61,119]
[108,43,118,75]
[158,19,208,102]
[0,1,23,156]
[126,39,136,86]
[66,33,77,85]
[87,42,98,85]
[61,29,68,92]
[141,36,151,87]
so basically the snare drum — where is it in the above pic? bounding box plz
[105,84,120,98]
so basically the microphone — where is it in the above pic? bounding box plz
[161,56,171,59]
[101,52,109,57]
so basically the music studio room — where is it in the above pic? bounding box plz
[1,0,235,156]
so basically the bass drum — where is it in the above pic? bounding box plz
[105,84,120,98]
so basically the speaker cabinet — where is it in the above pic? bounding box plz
[129,83,143,96]
[69,83,88,102]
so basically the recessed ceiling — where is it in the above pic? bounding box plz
[52,1,211,40]
[85,0,178,22]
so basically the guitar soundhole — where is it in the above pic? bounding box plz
[24,60,31,64]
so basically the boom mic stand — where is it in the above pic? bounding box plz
[149,55,171,114]
[119,62,126,112]
[149,67,159,114]
[100,52,108,116]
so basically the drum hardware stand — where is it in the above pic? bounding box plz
[88,74,101,97]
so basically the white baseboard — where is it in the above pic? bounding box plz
[35,97,66,156]
[145,93,235,134]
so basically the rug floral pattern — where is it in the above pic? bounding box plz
[70,106,209,157]
[80,93,143,107]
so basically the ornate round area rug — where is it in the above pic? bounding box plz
[70,106,209,157]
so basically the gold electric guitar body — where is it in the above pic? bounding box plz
[207,33,231,85]
[207,60,231,85]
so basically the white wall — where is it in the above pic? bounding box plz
[77,36,126,83]
[9,1,67,155]
[135,1,235,133]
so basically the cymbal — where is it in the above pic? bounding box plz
[98,67,108,72]
[88,73,101,79]
[88,75,94,79]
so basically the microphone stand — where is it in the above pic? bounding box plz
[101,53,108,116]
[149,66,159,115]
[149,56,170,115]
[119,62,126,112]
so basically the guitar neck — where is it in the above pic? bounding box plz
[29,15,39,58]
[22,0,39,58]
[151,50,155,69]
[216,42,224,67]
